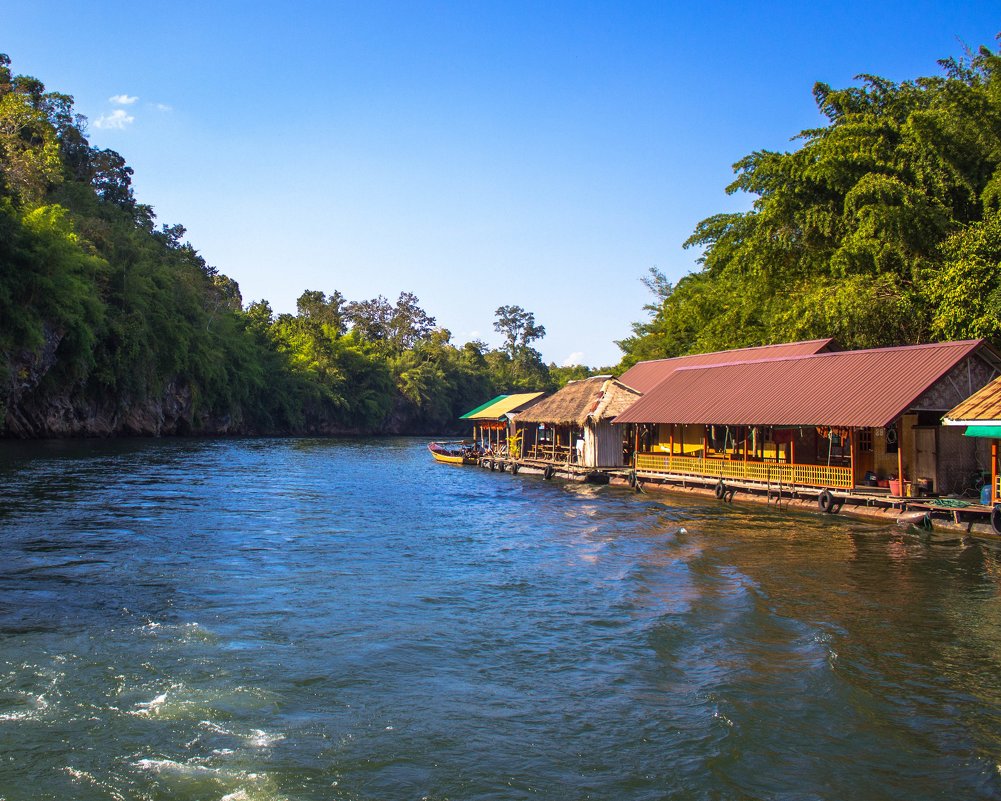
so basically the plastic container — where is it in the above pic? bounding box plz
[889,479,901,496]
[981,484,992,506]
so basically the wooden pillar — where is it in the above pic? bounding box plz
[849,428,856,488]
[992,441,998,504]
[702,426,708,462]
[634,425,640,468]
[896,418,905,493]
[669,424,675,457]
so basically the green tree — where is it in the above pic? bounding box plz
[619,43,1001,365]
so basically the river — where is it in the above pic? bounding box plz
[1,437,999,800]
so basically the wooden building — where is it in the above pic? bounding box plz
[614,340,1001,497]
[513,376,641,468]
[459,393,545,456]
[944,375,1001,506]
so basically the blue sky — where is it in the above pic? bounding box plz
[6,1,1000,366]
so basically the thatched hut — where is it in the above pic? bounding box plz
[513,376,641,468]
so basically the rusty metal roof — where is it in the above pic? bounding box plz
[944,375,1001,425]
[615,340,989,427]
[618,339,834,393]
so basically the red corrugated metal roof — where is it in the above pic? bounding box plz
[619,339,834,393]
[615,340,987,427]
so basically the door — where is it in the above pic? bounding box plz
[913,426,938,493]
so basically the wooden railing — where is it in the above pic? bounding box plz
[634,453,853,490]
[525,444,575,464]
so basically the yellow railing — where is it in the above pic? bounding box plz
[634,453,853,490]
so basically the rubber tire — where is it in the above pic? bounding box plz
[818,489,836,514]
[487,459,495,471]
[511,463,520,475]
[992,504,1001,536]
[499,461,506,472]
[628,471,637,488]
[714,479,725,500]
[544,465,555,481]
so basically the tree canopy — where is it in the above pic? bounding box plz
[619,42,1001,365]
[0,53,574,437]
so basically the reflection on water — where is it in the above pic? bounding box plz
[1,437,1000,800]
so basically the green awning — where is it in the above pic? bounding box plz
[964,425,1001,438]
[460,395,508,420]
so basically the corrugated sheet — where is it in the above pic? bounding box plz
[460,395,508,419]
[464,392,545,420]
[619,339,834,394]
[944,376,1001,424]
[615,340,985,427]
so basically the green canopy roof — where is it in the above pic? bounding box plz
[460,395,508,420]
[964,425,1001,438]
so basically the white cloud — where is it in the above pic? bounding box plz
[561,352,585,367]
[154,103,172,112]
[93,109,135,129]
[109,94,138,105]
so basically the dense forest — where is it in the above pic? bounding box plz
[4,44,1001,438]
[0,54,593,437]
[619,42,1001,365]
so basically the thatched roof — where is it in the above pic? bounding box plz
[515,376,642,426]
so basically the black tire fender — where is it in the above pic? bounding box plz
[818,489,836,513]
[544,465,555,480]
[511,463,520,475]
[714,479,725,500]
[991,504,1001,536]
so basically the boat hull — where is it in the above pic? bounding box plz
[430,450,466,465]
[428,442,475,465]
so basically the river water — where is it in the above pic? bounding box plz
[1,437,1000,801]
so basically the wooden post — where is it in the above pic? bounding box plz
[634,425,639,468]
[669,425,675,457]
[993,441,998,504]
[896,418,905,496]
[849,428,856,489]
[702,426,708,463]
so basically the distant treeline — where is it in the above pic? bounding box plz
[0,54,595,437]
[619,42,1001,364]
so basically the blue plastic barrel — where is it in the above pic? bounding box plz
[981,484,992,505]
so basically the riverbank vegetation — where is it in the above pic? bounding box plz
[619,42,1001,365]
[0,54,596,437]
[3,44,1000,437]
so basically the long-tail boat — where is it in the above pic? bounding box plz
[428,441,477,465]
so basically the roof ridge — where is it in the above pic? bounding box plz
[668,339,984,373]
[626,338,834,367]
